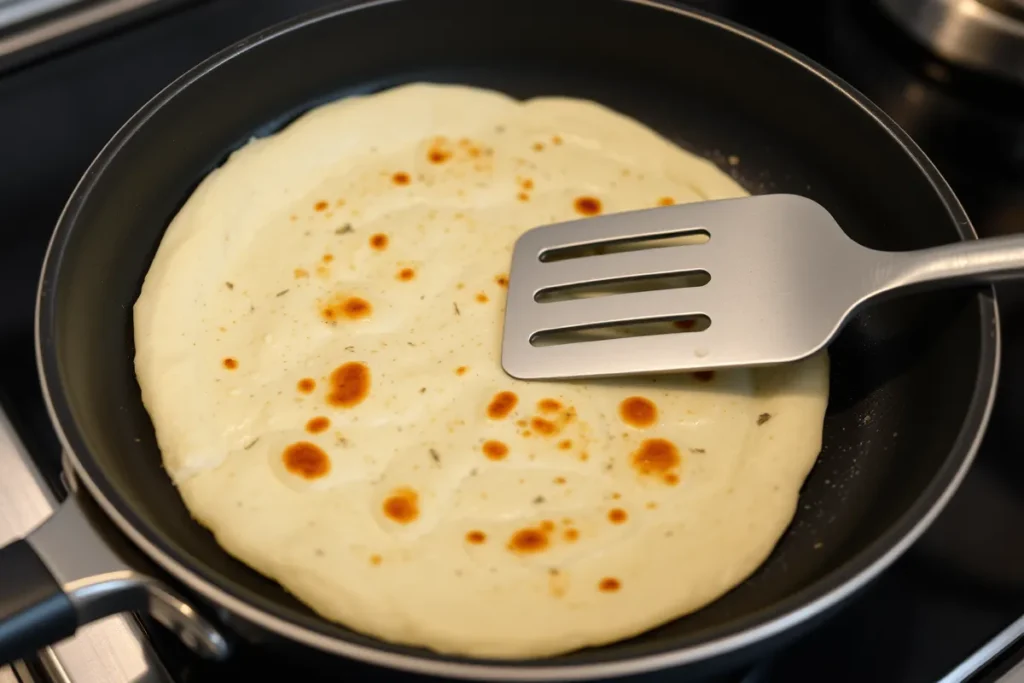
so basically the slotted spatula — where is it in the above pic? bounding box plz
[501,193,1023,381]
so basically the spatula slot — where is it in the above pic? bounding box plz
[529,315,711,347]
[534,270,710,303]
[538,229,709,263]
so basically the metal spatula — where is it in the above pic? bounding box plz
[501,193,1023,381]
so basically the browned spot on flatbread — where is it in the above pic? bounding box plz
[631,438,681,485]
[382,488,419,524]
[321,296,372,322]
[619,396,657,428]
[305,416,330,434]
[574,196,602,216]
[283,442,331,479]
[508,527,549,554]
[608,508,628,524]
[487,391,518,419]
[327,362,370,408]
[482,440,509,461]
[537,398,562,413]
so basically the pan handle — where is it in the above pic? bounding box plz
[0,494,230,665]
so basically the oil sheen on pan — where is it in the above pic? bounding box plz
[132,83,829,659]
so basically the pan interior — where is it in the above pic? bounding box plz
[41,0,992,667]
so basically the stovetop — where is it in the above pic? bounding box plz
[0,0,1022,681]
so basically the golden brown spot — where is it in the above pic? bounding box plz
[382,488,419,524]
[574,196,602,216]
[658,196,675,207]
[322,253,334,263]
[455,366,468,376]
[508,527,549,554]
[222,357,238,370]
[466,530,487,544]
[282,442,331,480]
[608,508,628,524]
[396,267,416,281]
[538,398,563,413]
[482,440,509,461]
[327,362,370,408]
[289,214,297,222]
[321,296,372,322]
[468,146,482,158]
[370,554,382,565]
[532,142,545,152]
[580,452,590,462]
[694,370,715,382]
[297,378,316,394]
[335,199,346,207]
[369,233,389,251]
[391,171,410,186]
[646,501,658,510]
[516,419,527,428]
[476,292,489,303]
[305,416,331,434]
[487,391,518,419]
[540,520,555,533]
[530,417,558,436]
[294,268,309,279]
[632,438,682,485]
[316,265,330,278]
[496,274,508,288]
[599,577,621,593]
[557,439,572,450]
[517,192,530,202]
[521,178,534,190]
[619,396,658,428]
[553,476,566,484]
[552,135,563,145]
[314,200,328,212]
[611,492,622,500]
[427,147,451,164]
[563,528,579,542]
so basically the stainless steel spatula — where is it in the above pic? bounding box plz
[501,193,1023,381]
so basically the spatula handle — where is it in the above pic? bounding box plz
[885,234,1024,293]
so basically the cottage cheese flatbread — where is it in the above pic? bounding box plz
[133,83,829,658]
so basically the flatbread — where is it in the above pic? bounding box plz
[133,83,829,659]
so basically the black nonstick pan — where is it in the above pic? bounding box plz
[0,0,1000,679]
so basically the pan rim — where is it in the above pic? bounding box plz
[33,0,1001,678]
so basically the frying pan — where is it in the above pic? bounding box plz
[0,0,1000,679]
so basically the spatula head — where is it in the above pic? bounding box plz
[501,194,872,380]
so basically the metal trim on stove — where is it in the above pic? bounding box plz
[25,495,229,662]
[0,407,200,683]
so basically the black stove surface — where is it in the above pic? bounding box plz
[1,1,1022,681]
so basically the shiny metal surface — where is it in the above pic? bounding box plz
[23,496,229,662]
[0,407,173,683]
[878,0,1024,86]
[502,194,1022,380]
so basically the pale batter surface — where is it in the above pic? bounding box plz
[133,83,829,658]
